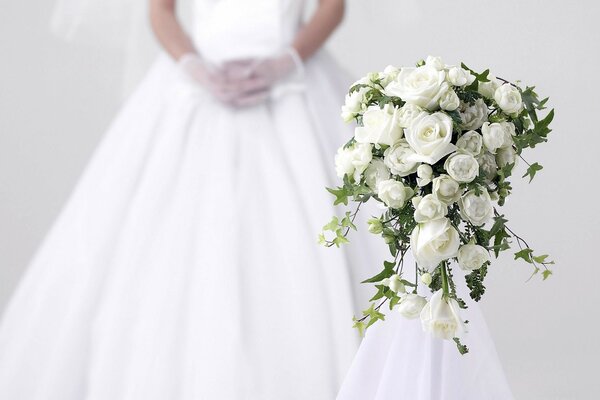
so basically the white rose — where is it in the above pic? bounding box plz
[364,159,391,191]
[377,179,414,209]
[477,152,498,182]
[443,152,479,183]
[431,174,462,204]
[341,87,369,122]
[416,164,433,187]
[477,76,500,99]
[439,89,460,111]
[335,143,373,181]
[385,66,448,110]
[460,98,489,130]
[410,218,460,271]
[494,84,523,115]
[396,103,426,128]
[382,274,406,294]
[397,293,427,319]
[354,104,403,146]
[496,146,517,168]
[404,112,456,165]
[447,66,475,87]
[413,194,448,223]
[383,140,419,177]
[482,122,510,154]
[456,130,483,156]
[420,289,467,340]
[457,244,490,271]
[425,55,445,71]
[458,188,493,226]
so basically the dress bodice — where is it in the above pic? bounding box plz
[191,0,306,64]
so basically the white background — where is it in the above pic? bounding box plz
[1,1,599,399]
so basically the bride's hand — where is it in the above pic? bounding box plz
[177,53,268,106]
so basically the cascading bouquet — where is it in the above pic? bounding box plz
[319,56,554,354]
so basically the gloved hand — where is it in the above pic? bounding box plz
[177,53,268,106]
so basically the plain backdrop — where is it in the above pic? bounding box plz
[1,1,599,399]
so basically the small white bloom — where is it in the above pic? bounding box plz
[380,65,400,87]
[447,66,475,87]
[456,130,483,156]
[383,140,419,177]
[396,103,426,128]
[405,112,457,165]
[377,179,414,209]
[458,188,493,226]
[383,274,406,294]
[420,290,467,340]
[386,66,448,110]
[397,293,427,319]
[341,86,369,122]
[413,194,448,223]
[482,122,510,154]
[477,152,498,182]
[457,244,490,271]
[425,55,445,71]
[421,272,433,286]
[439,89,460,111]
[444,152,479,183]
[477,76,501,99]
[431,174,462,205]
[355,104,404,146]
[460,99,489,130]
[364,159,391,192]
[411,218,461,271]
[494,84,523,115]
[496,146,517,168]
[334,143,373,182]
[416,164,433,187]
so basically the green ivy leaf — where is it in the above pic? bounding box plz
[522,163,543,183]
[514,248,534,263]
[326,186,349,205]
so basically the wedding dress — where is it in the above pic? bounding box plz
[0,1,380,398]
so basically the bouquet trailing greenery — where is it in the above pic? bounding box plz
[319,56,554,354]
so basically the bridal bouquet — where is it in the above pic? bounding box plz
[319,56,554,354]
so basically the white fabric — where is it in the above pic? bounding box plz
[337,267,515,400]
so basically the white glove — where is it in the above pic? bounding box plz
[177,53,268,106]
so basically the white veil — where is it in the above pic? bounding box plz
[51,0,194,96]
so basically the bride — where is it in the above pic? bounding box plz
[0,0,378,398]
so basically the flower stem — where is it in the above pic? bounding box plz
[440,261,450,298]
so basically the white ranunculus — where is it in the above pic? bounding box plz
[444,152,479,183]
[477,152,498,182]
[477,76,501,99]
[420,290,467,340]
[397,293,427,319]
[413,194,448,223]
[458,188,493,226]
[377,179,414,209]
[383,140,419,177]
[457,244,490,271]
[447,66,475,87]
[341,86,369,122]
[354,105,403,146]
[456,130,483,156]
[425,55,445,71]
[396,103,426,128]
[500,122,515,149]
[460,98,489,130]
[431,174,462,205]
[364,159,391,192]
[481,122,510,154]
[410,218,460,271]
[382,274,406,294]
[405,112,456,165]
[494,84,523,115]
[380,65,400,87]
[496,146,517,168]
[416,164,433,187]
[335,143,373,182]
[439,89,460,111]
[385,66,448,110]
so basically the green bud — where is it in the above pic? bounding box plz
[367,218,384,234]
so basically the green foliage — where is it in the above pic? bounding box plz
[522,162,544,183]
[453,337,470,355]
[465,264,488,301]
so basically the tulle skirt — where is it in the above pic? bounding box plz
[0,50,378,399]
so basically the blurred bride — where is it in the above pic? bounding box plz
[0,0,380,398]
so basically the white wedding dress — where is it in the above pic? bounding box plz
[0,1,379,399]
